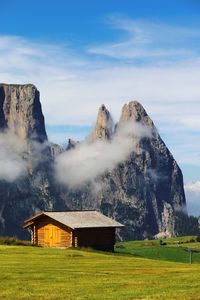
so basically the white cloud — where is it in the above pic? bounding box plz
[0,131,27,182]
[0,33,200,128]
[185,181,200,193]
[0,17,200,170]
[55,121,152,188]
[88,17,200,60]
[185,181,200,217]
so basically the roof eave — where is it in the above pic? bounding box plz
[24,211,45,223]
[23,221,34,228]
[73,225,125,229]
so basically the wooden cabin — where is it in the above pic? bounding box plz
[23,210,124,251]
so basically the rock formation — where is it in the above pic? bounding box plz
[66,138,79,151]
[63,101,186,239]
[0,84,187,240]
[0,84,56,238]
[50,143,63,158]
[88,104,113,142]
[0,84,47,142]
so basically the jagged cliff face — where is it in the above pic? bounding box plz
[0,84,187,240]
[62,101,186,239]
[88,104,113,142]
[0,84,56,238]
[96,101,186,239]
[0,84,47,142]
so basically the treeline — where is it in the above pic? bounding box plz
[175,212,200,236]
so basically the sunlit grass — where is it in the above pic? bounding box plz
[0,244,200,299]
[115,236,200,264]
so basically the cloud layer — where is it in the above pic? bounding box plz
[89,17,200,60]
[184,181,200,217]
[0,17,200,171]
[55,121,152,188]
[0,132,27,182]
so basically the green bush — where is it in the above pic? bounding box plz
[189,238,196,243]
[175,212,200,236]
[115,244,125,249]
[0,237,33,246]
[196,236,200,242]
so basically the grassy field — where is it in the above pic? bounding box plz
[1,244,200,299]
[115,236,200,264]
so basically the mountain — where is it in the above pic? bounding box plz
[0,84,57,238]
[0,83,188,239]
[88,104,113,142]
[62,101,187,239]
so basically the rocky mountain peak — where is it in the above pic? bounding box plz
[66,138,79,150]
[88,104,113,143]
[0,84,47,143]
[119,101,154,128]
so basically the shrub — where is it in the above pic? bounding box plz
[0,237,33,246]
[160,240,167,246]
[196,236,200,242]
[175,212,200,236]
[115,244,125,249]
[189,238,195,243]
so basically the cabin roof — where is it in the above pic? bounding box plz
[24,210,124,229]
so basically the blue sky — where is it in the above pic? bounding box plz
[1,0,200,39]
[1,0,200,214]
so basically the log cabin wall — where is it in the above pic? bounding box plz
[73,227,115,251]
[33,216,72,247]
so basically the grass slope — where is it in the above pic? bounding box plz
[116,236,200,264]
[1,245,200,299]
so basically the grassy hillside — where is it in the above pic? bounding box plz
[1,245,200,299]
[115,236,200,264]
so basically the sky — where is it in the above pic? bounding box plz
[0,0,200,215]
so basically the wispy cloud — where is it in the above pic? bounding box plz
[0,17,200,172]
[185,181,200,217]
[0,131,27,182]
[88,17,200,61]
[55,121,152,188]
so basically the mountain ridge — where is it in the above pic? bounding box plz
[0,84,190,239]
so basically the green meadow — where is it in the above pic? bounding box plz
[116,236,200,264]
[1,238,200,300]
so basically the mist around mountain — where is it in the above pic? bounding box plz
[0,83,198,240]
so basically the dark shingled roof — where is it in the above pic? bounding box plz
[24,210,124,229]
